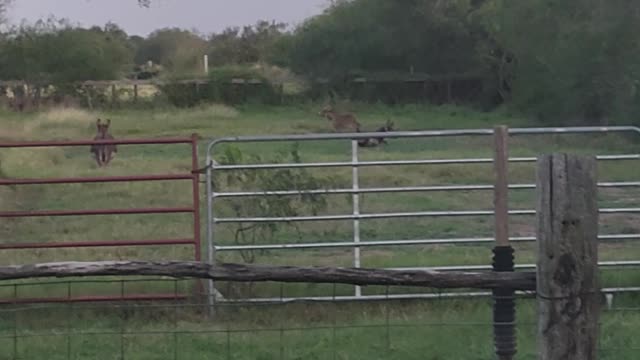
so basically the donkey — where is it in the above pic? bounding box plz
[90,118,117,167]
[319,105,361,133]
[357,120,395,148]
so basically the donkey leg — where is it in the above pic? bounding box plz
[93,153,103,167]
[98,149,107,167]
[104,152,112,166]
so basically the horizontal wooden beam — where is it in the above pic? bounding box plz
[0,261,536,290]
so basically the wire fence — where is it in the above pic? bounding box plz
[2,127,639,358]
[0,278,638,359]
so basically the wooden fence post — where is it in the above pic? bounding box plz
[492,125,517,360]
[493,126,510,248]
[111,84,117,108]
[536,154,600,360]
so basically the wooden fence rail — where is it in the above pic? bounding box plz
[0,261,536,290]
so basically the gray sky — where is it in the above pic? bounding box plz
[8,0,329,36]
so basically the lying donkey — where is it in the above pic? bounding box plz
[357,120,395,148]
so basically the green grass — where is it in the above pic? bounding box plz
[0,296,639,359]
[1,102,640,358]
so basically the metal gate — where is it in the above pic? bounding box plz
[0,135,202,303]
[205,126,640,306]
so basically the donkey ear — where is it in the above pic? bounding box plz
[106,119,111,126]
[96,118,102,127]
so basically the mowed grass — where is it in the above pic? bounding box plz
[1,102,640,358]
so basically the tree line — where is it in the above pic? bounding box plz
[1,0,639,125]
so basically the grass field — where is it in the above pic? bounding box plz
[1,102,640,359]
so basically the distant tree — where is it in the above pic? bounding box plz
[279,0,483,79]
[0,0,12,27]
[485,0,640,124]
[0,19,132,82]
[207,20,287,66]
[0,18,134,108]
[135,28,207,75]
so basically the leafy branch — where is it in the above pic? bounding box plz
[212,144,344,263]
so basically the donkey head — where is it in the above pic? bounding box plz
[96,118,111,138]
[376,119,395,133]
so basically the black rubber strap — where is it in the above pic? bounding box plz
[492,246,516,358]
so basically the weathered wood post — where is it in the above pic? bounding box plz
[133,83,139,104]
[111,83,117,108]
[492,126,517,360]
[536,154,600,360]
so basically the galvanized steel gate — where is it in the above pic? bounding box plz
[205,126,640,307]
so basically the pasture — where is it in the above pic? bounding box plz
[1,103,639,359]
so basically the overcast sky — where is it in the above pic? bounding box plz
[8,0,329,36]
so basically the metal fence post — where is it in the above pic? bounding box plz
[352,140,362,297]
[206,152,216,317]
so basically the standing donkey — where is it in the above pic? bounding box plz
[90,118,117,167]
[319,105,361,133]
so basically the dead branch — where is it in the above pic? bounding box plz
[0,261,536,290]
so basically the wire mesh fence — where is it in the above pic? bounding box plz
[0,278,638,360]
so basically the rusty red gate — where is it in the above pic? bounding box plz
[0,135,202,303]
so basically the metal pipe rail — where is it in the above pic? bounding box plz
[212,181,640,198]
[0,137,195,148]
[210,154,639,171]
[0,238,196,250]
[213,207,640,224]
[213,234,640,252]
[392,260,640,272]
[0,207,194,218]
[0,174,193,186]
[215,287,640,305]
[205,126,640,152]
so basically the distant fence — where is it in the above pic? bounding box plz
[0,73,487,107]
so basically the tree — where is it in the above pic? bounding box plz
[490,0,640,124]
[135,28,207,75]
[0,18,134,108]
[0,20,132,83]
[207,20,287,66]
[279,0,484,79]
[0,0,12,27]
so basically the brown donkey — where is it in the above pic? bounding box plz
[90,118,117,167]
[319,105,361,133]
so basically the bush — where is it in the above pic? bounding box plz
[212,144,343,263]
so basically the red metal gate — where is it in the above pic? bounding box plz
[0,135,202,303]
